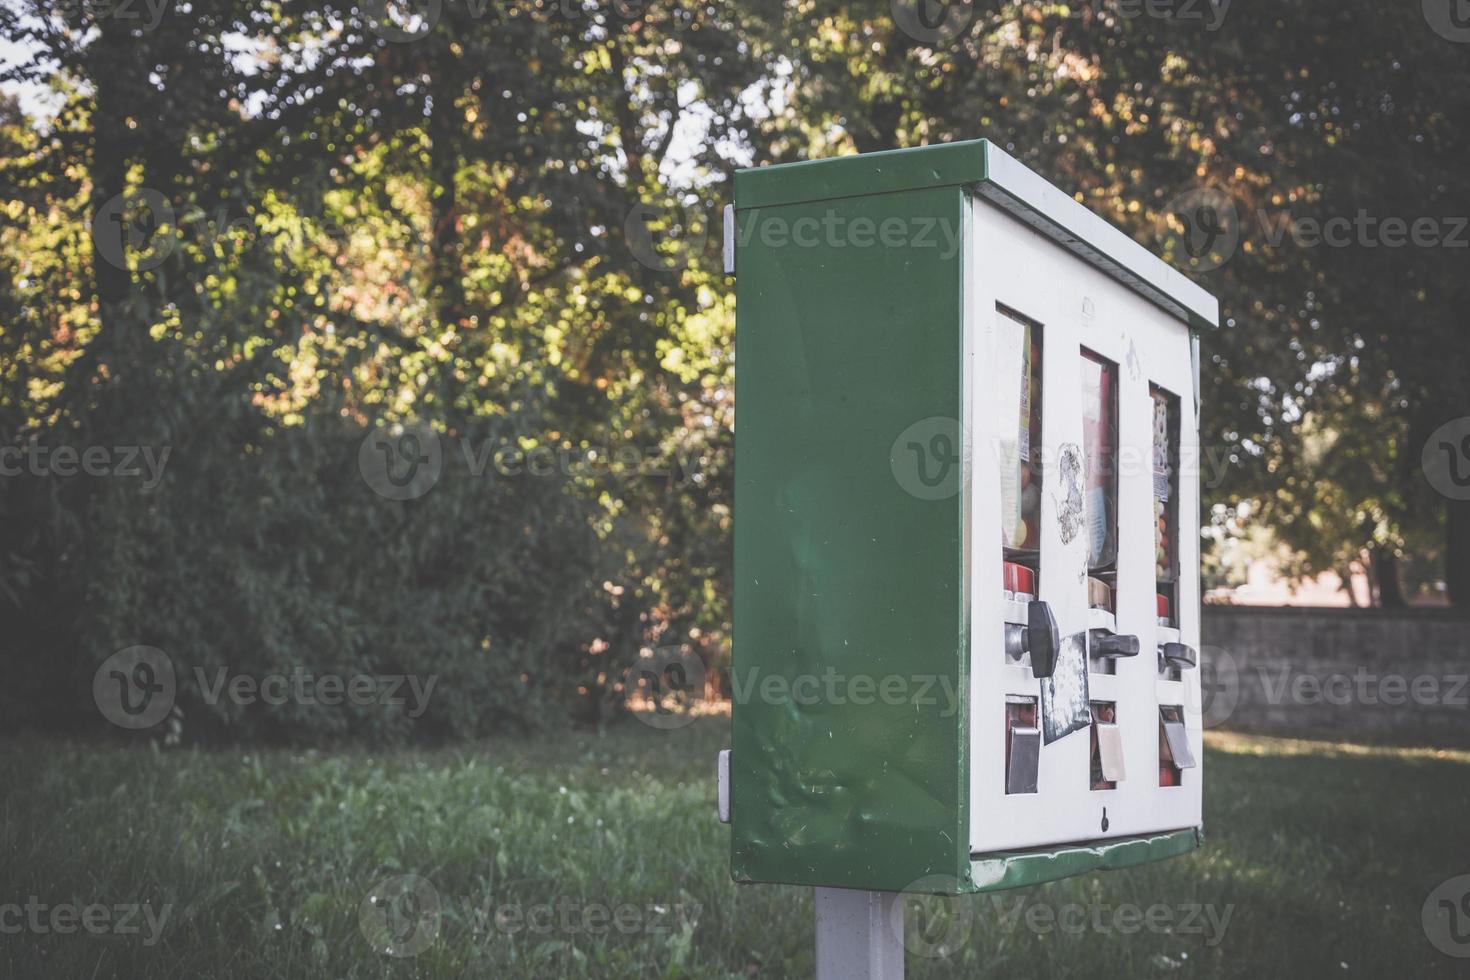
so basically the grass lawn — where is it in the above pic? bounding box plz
[2,720,1466,978]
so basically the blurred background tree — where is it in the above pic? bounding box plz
[1,0,1465,741]
[753,0,1469,606]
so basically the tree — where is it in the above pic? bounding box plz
[743,0,1470,605]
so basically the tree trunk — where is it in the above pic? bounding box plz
[428,63,464,332]
[1340,563,1360,607]
[1449,498,1470,608]
[89,20,135,350]
[1370,545,1406,608]
[608,42,647,194]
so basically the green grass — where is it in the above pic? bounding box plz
[2,721,1466,978]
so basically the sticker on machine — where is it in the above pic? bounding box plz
[1040,631,1091,745]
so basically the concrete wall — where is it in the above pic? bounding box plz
[1200,606,1470,745]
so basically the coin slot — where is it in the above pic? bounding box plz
[1158,704,1194,786]
[1090,702,1124,790]
[1005,697,1040,795]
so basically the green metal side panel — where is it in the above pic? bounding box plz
[730,185,972,893]
[734,140,988,210]
[735,139,1219,331]
[969,829,1203,894]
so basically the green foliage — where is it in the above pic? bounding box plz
[0,0,758,737]
[749,1,1470,602]
[2,0,1468,745]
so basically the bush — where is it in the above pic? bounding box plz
[0,410,633,744]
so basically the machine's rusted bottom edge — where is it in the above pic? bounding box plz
[967,827,1202,893]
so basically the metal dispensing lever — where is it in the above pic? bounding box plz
[1025,600,1061,678]
[1003,600,1060,677]
[1090,629,1141,659]
[1160,642,1198,670]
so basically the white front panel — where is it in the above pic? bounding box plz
[967,194,1204,854]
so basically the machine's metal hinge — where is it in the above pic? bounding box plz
[722,204,736,275]
[717,748,731,823]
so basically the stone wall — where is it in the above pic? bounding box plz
[1200,606,1470,745]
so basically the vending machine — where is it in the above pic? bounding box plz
[723,139,1216,895]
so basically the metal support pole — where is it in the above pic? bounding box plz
[814,888,904,980]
